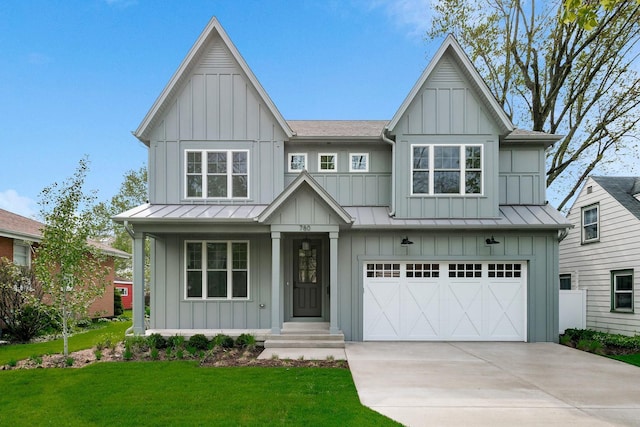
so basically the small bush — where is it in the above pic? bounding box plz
[65,357,74,367]
[8,359,17,367]
[113,289,124,316]
[126,336,149,353]
[188,334,210,350]
[235,333,256,348]
[76,318,92,329]
[123,343,133,361]
[212,334,234,349]
[150,348,160,360]
[175,349,184,360]
[29,355,43,366]
[147,333,167,349]
[94,349,103,360]
[167,334,185,349]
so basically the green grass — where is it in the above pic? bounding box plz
[0,362,399,426]
[0,319,131,365]
[610,353,640,367]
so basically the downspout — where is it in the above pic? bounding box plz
[381,128,396,217]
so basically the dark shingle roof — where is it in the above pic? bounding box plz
[592,176,640,221]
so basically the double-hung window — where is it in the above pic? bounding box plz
[581,204,599,243]
[13,242,30,267]
[411,144,482,195]
[611,269,633,312]
[186,150,248,199]
[186,241,249,300]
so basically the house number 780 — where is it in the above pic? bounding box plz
[299,225,311,231]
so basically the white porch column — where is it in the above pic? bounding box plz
[132,231,146,335]
[329,231,339,335]
[271,231,281,334]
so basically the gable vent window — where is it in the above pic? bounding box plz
[185,150,248,199]
[411,144,483,195]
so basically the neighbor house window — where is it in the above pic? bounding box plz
[349,153,369,172]
[288,153,307,172]
[411,145,482,195]
[116,287,129,297]
[185,150,248,199]
[612,270,633,312]
[318,153,337,172]
[559,274,572,290]
[185,241,249,300]
[13,242,30,267]
[581,204,599,243]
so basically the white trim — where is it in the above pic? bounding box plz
[184,149,250,200]
[318,153,337,172]
[410,144,484,196]
[184,240,250,300]
[349,153,369,173]
[288,153,307,172]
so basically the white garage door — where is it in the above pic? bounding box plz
[363,262,526,341]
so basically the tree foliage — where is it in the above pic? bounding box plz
[429,0,640,210]
[93,166,148,279]
[0,258,57,342]
[563,0,640,30]
[36,157,109,356]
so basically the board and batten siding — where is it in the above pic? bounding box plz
[559,179,640,336]
[147,35,286,205]
[284,145,391,206]
[149,234,272,330]
[390,52,501,219]
[338,230,560,342]
[499,147,546,205]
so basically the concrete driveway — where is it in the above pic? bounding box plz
[345,342,640,426]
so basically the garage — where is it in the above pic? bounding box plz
[363,262,526,341]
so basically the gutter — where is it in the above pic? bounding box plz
[381,128,396,217]
[123,221,135,239]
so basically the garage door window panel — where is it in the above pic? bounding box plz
[449,263,482,278]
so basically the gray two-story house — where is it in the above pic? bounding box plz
[116,17,569,343]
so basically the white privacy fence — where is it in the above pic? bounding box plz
[559,289,587,333]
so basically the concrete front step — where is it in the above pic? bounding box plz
[281,322,330,332]
[268,333,344,341]
[264,340,345,349]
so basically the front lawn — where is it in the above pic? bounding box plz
[0,319,131,366]
[610,353,640,367]
[0,362,399,426]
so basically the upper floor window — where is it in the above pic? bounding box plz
[411,145,482,195]
[318,153,337,172]
[186,150,248,199]
[288,153,307,172]
[581,204,599,243]
[611,269,633,312]
[185,241,249,300]
[349,153,369,172]
[13,242,30,267]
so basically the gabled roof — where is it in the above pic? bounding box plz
[134,17,293,144]
[387,34,514,135]
[257,170,354,224]
[0,208,130,258]
[592,176,640,221]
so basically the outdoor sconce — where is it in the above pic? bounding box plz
[401,236,414,246]
[485,236,500,245]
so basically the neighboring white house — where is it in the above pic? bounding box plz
[559,176,640,336]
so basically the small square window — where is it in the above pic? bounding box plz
[349,153,369,172]
[559,274,571,290]
[318,153,337,172]
[288,153,307,172]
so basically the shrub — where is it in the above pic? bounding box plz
[65,357,74,367]
[126,336,149,353]
[94,349,103,360]
[212,334,234,349]
[113,289,124,316]
[150,348,160,360]
[123,343,133,361]
[235,333,256,348]
[188,334,210,350]
[76,318,92,329]
[147,333,167,349]
[166,335,185,349]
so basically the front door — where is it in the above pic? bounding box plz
[293,239,322,317]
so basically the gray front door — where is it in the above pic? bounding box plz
[293,239,322,317]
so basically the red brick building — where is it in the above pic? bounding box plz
[0,208,129,317]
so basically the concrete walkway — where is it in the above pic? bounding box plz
[345,342,640,427]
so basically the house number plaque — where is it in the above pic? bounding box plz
[299,225,311,231]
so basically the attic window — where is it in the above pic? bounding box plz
[288,153,307,172]
[318,153,337,172]
[587,186,593,194]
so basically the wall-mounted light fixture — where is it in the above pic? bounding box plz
[401,236,414,246]
[485,236,500,245]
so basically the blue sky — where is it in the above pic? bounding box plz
[1,0,440,218]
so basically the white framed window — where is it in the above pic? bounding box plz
[318,153,337,172]
[349,153,369,172]
[13,242,31,267]
[185,150,249,199]
[185,241,249,300]
[411,144,483,195]
[611,269,633,312]
[288,153,307,172]
[116,287,129,297]
[581,204,599,243]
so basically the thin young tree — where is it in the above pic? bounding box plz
[36,157,109,356]
[429,0,640,210]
